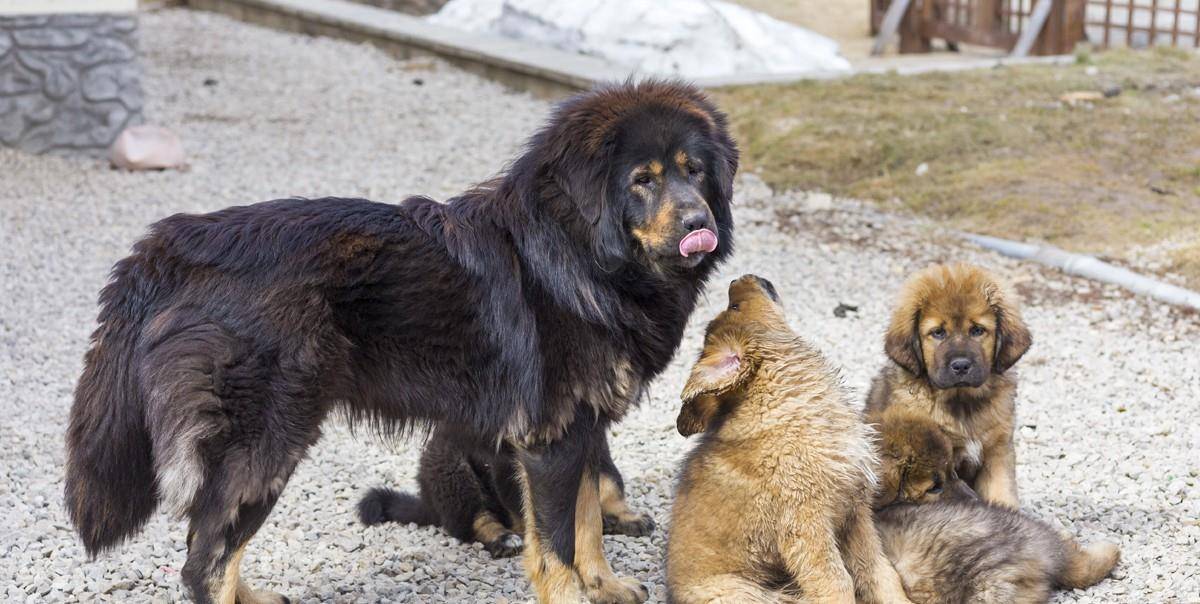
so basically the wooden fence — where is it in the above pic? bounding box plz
[871,0,1200,53]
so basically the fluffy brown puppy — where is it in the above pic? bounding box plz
[872,412,1120,604]
[872,406,977,508]
[666,275,912,604]
[865,263,1032,507]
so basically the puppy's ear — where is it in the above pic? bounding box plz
[988,284,1032,373]
[884,309,923,376]
[677,394,720,437]
[678,338,751,435]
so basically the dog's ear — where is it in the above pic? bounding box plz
[884,308,923,377]
[681,338,750,401]
[988,284,1032,373]
[678,337,751,435]
[676,393,720,437]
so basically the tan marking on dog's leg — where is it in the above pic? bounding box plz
[840,505,914,604]
[216,545,245,604]
[473,510,511,544]
[212,543,290,604]
[519,470,584,603]
[974,444,1019,507]
[575,472,648,604]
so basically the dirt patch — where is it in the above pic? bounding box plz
[715,48,1200,288]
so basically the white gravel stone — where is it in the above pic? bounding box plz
[1,8,1197,604]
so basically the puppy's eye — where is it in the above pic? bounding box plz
[633,173,653,186]
[930,327,947,340]
[729,303,740,311]
[686,163,702,176]
[927,474,944,495]
[969,325,985,337]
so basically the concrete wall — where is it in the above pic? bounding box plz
[0,13,144,155]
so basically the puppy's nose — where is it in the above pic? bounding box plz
[681,209,710,232]
[949,358,973,375]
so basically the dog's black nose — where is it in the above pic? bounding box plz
[681,210,709,232]
[949,358,973,375]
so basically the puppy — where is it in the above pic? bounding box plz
[667,275,912,604]
[865,263,1032,507]
[872,412,1121,603]
[357,425,654,558]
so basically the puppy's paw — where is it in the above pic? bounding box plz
[602,513,655,538]
[483,531,524,558]
[583,575,648,604]
[236,582,291,604]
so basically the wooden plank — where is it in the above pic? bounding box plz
[1012,0,1055,55]
[925,18,1021,46]
[1103,0,1114,47]
[899,0,933,52]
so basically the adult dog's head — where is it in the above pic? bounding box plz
[873,408,977,508]
[884,264,1031,390]
[515,80,737,276]
[676,274,787,436]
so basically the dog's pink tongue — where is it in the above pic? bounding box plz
[679,228,718,257]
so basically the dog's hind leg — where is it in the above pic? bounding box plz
[594,436,655,538]
[183,485,290,604]
[839,505,914,604]
[671,575,800,604]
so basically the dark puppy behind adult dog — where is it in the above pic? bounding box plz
[65,80,736,604]
[358,426,654,558]
[873,412,1120,603]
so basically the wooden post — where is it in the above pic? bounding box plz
[900,0,933,52]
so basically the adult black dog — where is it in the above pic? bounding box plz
[65,80,736,604]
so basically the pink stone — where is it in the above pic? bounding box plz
[108,124,186,170]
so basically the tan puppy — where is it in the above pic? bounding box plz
[872,411,1120,603]
[666,275,912,604]
[865,264,1032,507]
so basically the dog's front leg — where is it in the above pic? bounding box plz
[516,415,648,604]
[973,442,1019,507]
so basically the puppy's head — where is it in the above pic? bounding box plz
[874,411,977,507]
[884,264,1031,390]
[677,275,786,436]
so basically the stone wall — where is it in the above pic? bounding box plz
[0,14,143,155]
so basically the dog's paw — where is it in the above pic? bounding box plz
[603,513,655,538]
[483,531,524,558]
[583,575,648,604]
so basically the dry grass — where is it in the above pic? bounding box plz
[715,48,1200,287]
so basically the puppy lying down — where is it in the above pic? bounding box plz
[667,275,912,604]
[872,407,1120,604]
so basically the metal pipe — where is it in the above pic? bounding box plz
[963,233,1200,311]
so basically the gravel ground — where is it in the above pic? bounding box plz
[1,9,1197,603]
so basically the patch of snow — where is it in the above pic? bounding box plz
[429,0,852,78]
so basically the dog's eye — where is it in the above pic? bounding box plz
[686,163,702,176]
[930,327,947,340]
[927,474,944,495]
[633,173,653,186]
[729,303,740,311]
[969,325,985,337]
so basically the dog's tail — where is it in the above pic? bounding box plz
[64,260,159,557]
[1057,537,1120,589]
[358,487,437,527]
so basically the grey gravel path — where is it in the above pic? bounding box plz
[1,9,1197,603]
